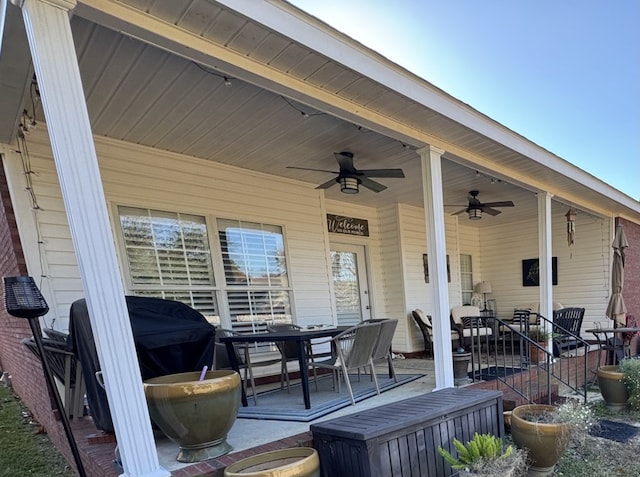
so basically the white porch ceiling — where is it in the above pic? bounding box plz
[2,0,638,226]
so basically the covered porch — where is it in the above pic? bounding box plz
[1,1,640,477]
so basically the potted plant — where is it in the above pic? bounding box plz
[438,432,526,477]
[510,400,595,477]
[597,363,628,410]
[525,328,552,363]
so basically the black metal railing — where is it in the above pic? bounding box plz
[462,313,588,404]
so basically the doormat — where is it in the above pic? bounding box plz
[470,366,524,382]
[237,373,422,422]
[590,419,640,443]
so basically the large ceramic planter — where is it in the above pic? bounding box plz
[597,365,629,410]
[144,370,240,463]
[224,447,320,477]
[510,404,570,477]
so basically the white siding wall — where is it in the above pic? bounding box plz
[479,203,611,332]
[6,128,334,330]
[400,204,460,353]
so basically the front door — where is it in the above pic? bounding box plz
[330,243,371,326]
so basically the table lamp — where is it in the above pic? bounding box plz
[476,281,493,312]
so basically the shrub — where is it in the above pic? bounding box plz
[620,357,640,410]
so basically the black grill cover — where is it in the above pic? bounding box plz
[67,296,215,432]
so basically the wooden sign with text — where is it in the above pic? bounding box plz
[326,214,369,237]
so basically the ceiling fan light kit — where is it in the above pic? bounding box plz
[451,190,515,220]
[340,176,360,194]
[287,151,405,194]
[468,208,482,220]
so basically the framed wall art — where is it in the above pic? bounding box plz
[522,257,558,287]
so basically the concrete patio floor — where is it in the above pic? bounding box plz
[156,357,437,473]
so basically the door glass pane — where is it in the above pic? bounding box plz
[331,251,362,325]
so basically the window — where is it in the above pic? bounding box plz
[217,219,292,333]
[117,206,218,321]
[117,208,293,336]
[459,254,474,305]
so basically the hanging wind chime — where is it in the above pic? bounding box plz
[565,207,576,249]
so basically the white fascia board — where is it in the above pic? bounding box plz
[218,0,640,211]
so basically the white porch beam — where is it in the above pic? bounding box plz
[11,1,168,476]
[418,145,454,389]
[537,192,554,346]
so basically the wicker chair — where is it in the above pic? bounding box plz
[411,310,433,358]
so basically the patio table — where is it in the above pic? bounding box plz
[219,326,350,409]
[587,327,640,368]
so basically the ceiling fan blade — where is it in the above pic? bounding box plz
[452,208,469,216]
[481,201,514,208]
[334,152,356,173]
[359,168,405,178]
[286,166,338,174]
[359,177,387,193]
[481,207,502,216]
[316,178,338,189]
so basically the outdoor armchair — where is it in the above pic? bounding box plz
[450,305,493,349]
[552,307,586,357]
[308,322,381,405]
[22,335,85,420]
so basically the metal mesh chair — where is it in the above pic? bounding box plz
[266,323,304,392]
[308,322,381,405]
[213,328,282,405]
[368,319,398,382]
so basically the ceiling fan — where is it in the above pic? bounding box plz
[451,190,514,220]
[286,152,405,194]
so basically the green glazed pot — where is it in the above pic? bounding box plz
[510,404,570,477]
[144,370,240,463]
[597,365,629,411]
[224,447,320,477]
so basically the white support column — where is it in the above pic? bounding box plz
[12,1,169,476]
[418,145,454,389]
[537,192,554,348]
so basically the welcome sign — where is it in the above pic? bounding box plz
[326,214,369,237]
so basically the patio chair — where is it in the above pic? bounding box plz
[368,319,398,382]
[552,307,586,357]
[22,336,85,420]
[213,328,282,405]
[308,322,381,405]
[450,305,493,350]
[411,309,433,358]
[266,323,305,392]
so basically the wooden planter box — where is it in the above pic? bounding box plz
[311,387,504,477]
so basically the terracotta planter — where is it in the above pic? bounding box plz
[597,365,629,410]
[224,447,320,477]
[529,342,547,364]
[510,404,570,477]
[144,370,240,462]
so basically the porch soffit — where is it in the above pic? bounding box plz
[2,1,637,222]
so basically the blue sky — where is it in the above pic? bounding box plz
[289,1,640,200]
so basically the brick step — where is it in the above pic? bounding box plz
[501,383,559,410]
